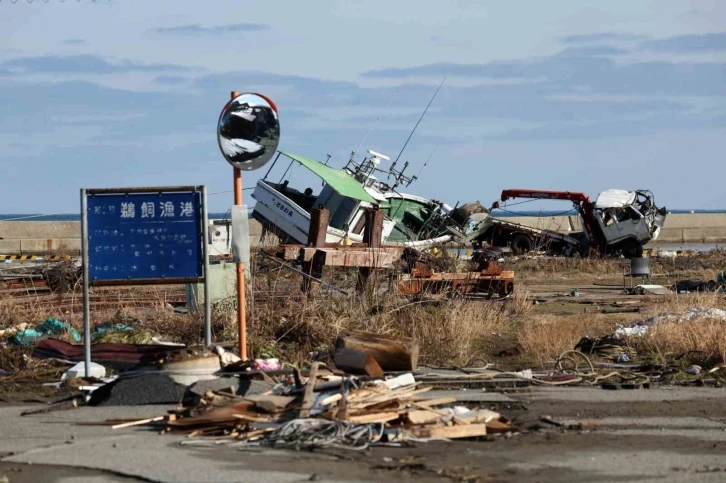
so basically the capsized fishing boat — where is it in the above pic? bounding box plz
[251,150,464,247]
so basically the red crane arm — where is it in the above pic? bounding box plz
[498,189,592,204]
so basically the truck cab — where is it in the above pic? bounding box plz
[593,189,667,257]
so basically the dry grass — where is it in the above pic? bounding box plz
[641,291,725,316]
[514,314,622,366]
[514,251,726,284]
[242,294,513,366]
[631,318,726,365]
[1,251,724,373]
[622,291,726,365]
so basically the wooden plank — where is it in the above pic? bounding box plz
[413,397,457,408]
[333,348,384,377]
[319,393,343,406]
[232,414,275,423]
[168,401,255,427]
[243,395,296,413]
[485,420,512,434]
[414,423,488,439]
[454,409,501,424]
[347,411,401,424]
[406,409,447,425]
[299,361,320,418]
[112,416,164,429]
[317,249,397,269]
[336,330,420,371]
[348,387,431,409]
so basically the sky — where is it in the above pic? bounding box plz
[0,0,724,213]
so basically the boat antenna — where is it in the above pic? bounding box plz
[409,144,438,187]
[350,89,399,163]
[391,77,446,170]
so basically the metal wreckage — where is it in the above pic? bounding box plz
[250,148,666,300]
[246,83,667,299]
[251,148,667,259]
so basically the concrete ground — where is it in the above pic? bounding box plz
[2,385,726,483]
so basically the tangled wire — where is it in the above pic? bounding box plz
[266,419,386,450]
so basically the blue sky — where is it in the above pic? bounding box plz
[0,0,724,213]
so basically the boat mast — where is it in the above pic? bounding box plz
[390,77,446,177]
[346,90,398,172]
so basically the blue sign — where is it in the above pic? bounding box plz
[86,191,203,281]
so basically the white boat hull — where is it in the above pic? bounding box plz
[251,181,450,248]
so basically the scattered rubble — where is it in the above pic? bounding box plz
[122,365,516,449]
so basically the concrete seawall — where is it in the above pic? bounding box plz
[501,213,726,245]
[1,213,725,255]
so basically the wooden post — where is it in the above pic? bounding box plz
[231,90,247,360]
[357,207,384,293]
[308,205,329,247]
[302,206,329,293]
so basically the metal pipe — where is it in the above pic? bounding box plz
[262,151,282,181]
[232,90,247,361]
[201,185,212,347]
[80,188,91,379]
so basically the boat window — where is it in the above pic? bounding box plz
[330,195,358,230]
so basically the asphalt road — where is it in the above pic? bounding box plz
[2,385,726,482]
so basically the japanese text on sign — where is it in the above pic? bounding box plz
[86,191,203,281]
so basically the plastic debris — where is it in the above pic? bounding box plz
[61,361,107,381]
[615,307,726,338]
[685,365,702,375]
[250,358,281,371]
[94,321,134,334]
[8,318,81,346]
[214,346,242,367]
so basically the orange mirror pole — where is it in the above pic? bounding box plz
[230,90,247,360]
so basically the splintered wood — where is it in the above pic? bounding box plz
[145,371,515,446]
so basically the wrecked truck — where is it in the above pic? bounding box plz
[486,188,667,258]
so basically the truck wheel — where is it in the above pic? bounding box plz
[510,234,533,254]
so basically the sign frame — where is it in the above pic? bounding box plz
[80,186,212,376]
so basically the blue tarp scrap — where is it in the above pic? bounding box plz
[9,318,81,347]
[93,321,134,334]
[7,319,134,346]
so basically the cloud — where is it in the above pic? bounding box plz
[0,55,192,75]
[561,32,648,44]
[152,23,269,35]
[61,38,88,46]
[360,56,725,97]
[555,45,629,57]
[154,75,187,85]
[639,32,726,52]
[0,60,724,212]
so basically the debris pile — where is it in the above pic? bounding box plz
[158,365,513,449]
